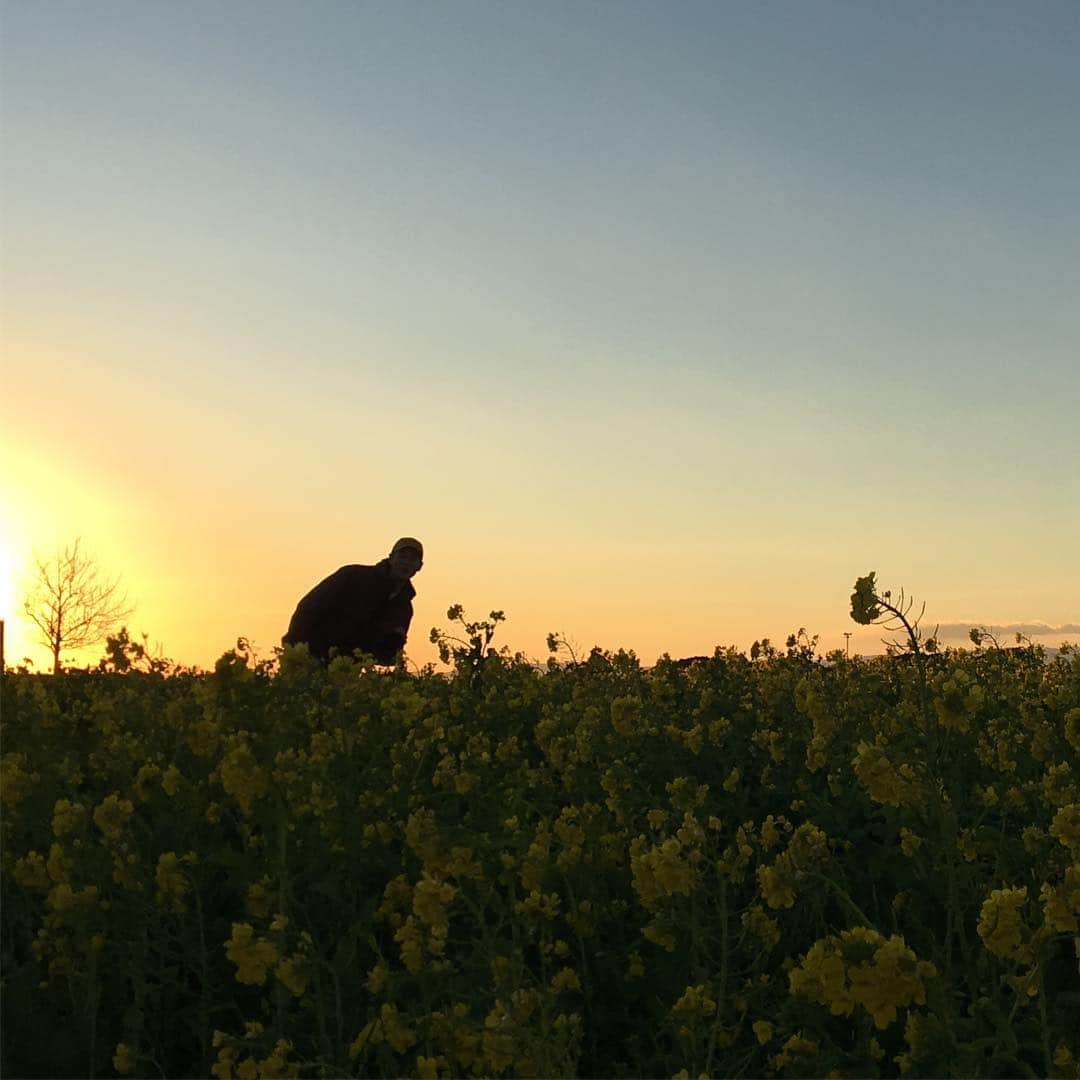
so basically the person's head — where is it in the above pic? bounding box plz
[388,537,423,581]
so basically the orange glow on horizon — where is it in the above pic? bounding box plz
[2,400,1077,672]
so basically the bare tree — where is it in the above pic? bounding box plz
[24,538,134,673]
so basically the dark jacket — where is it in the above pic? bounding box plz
[282,560,416,664]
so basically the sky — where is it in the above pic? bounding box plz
[2,0,1078,671]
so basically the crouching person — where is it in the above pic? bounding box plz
[282,537,423,665]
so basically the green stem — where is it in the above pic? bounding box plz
[805,870,877,930]
[86,944,99,1079]
[194,887,210,1073]
[1036,955,1051,1079]
[704,877,729,1077]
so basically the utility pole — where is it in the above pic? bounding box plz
[843,632,851,658]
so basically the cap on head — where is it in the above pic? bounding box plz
[391,537,423,561]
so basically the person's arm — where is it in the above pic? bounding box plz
[370,589,413,663]
[369,629,406,665]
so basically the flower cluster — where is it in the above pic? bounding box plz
[977,887,1029,958]
[789,927,937,1029]
[3,632,1078,1078]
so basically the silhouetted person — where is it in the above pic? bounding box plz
[283,537,423,664]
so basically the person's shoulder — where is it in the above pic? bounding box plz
[310,563,371,591]
[334,563,378,581]
[339,563,397,592]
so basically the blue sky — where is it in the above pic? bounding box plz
[2,1,1077,667]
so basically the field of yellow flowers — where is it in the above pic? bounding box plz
[3,621,1079,1078]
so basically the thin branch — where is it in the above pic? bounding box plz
[23,538,134,671]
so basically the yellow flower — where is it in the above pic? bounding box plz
[52,799,86,837]
[554,807,587,855]
[610,694,641,736]
[133,764,161,802]
[211,1043,236,1080]
[349,1021,379,1060]
[219,739,268,815]
[1063,708,1080,752]
[850,935,936,1028]
[225,923,279,985]
[482,1008,515,1073]
[13,852,50,891]
[900,828,922,857]
[1022,826,1043,855]
[367,963,389,994]
[772,1032,819,1070]
[113,1042,134,1074]
[672,984,716,1018]
[161,765,182,796]
[395,915,424,974]
[47,842,71,883]
[958,829,978,863]
[742,905,781,948]
[187,716,221,758]
[753,1020,774,1045]
[257,1039,298,1078]
[853,742,917,807]
[1041,865,1080,933]
[643,921,678,951]
[760,815,782,850]
[48,882,77,912]
[246,880,271,919]
[379,1003,417,1053]
[413,874,456,933]
[155,852,190,913]
[1,753,38,808]
[977,887,1028,958]
[275,956,308,997]
[93,793,134,840]
[630,835,693,909]
[550,967,581,994]
[1050,804,1080,852]
[789,928,936,1030]
[1042,763,1074,809]
[933,672,982,732]
[757,864,795,910]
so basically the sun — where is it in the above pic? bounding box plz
[0,510,50,670]
[0,527,22,616]
[0,536,23,667]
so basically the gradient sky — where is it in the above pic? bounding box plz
[2,1,1078,671]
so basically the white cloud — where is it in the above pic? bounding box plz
[933,622,1080,637]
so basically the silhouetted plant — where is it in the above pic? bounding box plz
[23,538,134,673]
[429,604,506,671]
[96,627,173,675]
[850,571,939,657]
[545,630,585,666]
